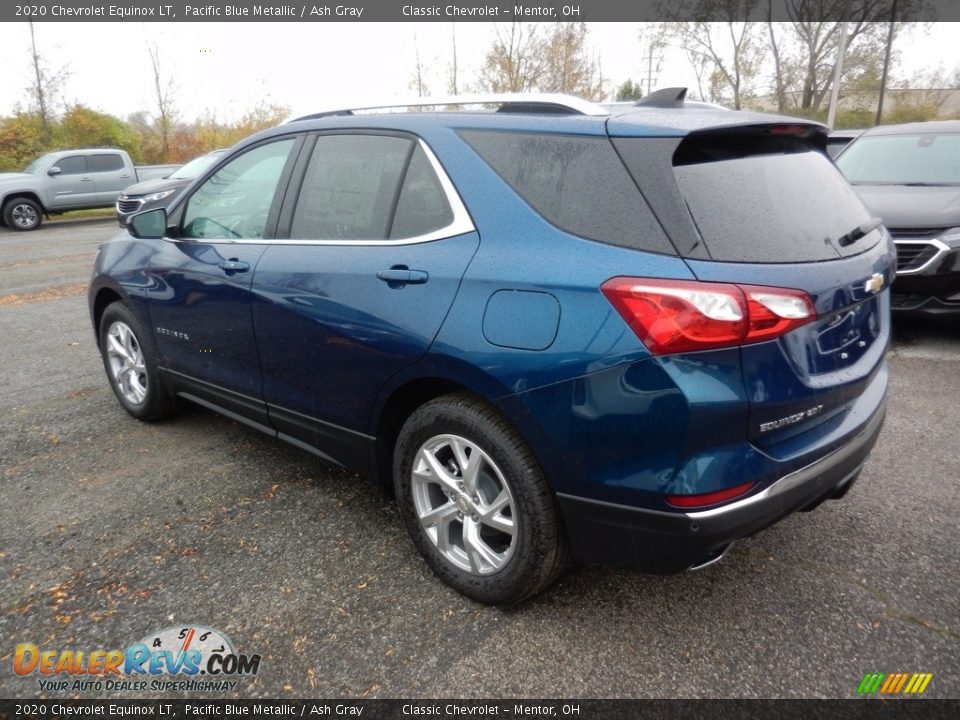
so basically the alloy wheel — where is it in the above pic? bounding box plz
[105,321,148,405]
[410,433,517,575]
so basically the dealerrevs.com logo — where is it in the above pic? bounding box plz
[14,625,261,693]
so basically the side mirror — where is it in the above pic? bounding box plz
[129,208,168,239]
[47,167,62,176]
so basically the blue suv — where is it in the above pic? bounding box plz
[89,91,893,604]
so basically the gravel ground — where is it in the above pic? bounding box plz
[1,220,957,699]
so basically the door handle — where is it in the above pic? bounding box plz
[219,259,250,274]
[376,268,428,285]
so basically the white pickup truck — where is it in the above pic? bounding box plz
[0,149,179,231]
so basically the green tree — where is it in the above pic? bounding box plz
[0,113,46,172]
[615,80,643,101]
[57,105,142,160]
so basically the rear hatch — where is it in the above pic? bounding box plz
[610,118,894,445]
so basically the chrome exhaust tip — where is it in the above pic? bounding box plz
[687,542,734,571]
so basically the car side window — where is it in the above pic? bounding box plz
[88,154,125,173]
[55,156,87,175]
[291,135,411,240]
[390,145,454,239]
[182,139,295,240]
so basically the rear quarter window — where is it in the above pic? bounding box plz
[459,130,675,255]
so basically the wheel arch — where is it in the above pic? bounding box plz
[1,191,46,213]
[373,376,472,490]
[89,282,138,348]
[369,359,563,495]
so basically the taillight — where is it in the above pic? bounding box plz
[601,277,815,355]
[665,481,756,509]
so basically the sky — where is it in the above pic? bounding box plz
[0,21,957,123]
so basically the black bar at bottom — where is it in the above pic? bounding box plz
[0,699,956,720]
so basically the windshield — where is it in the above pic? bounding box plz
[23,154,53,174]
[836,132,960,185]
[169,151,224,180]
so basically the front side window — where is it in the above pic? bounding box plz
[182,139,295,240]
[55,156,87,175]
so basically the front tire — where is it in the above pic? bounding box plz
[2,197,43,231]
[98,302,177,421]
[394,393,568,604]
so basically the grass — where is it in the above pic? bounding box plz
[49,208,115,222]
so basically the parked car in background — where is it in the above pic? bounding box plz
[0,149,178,231]
[827,128,866,158]
[835,120,960,318]
[90,92,892,604]
[116,149,229,226]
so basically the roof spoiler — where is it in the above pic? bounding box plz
[634,87,688,109]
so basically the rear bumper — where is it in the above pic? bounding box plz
[557,399,886,574]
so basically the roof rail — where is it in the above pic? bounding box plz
[634,87,688,109]
[288,93,610,123]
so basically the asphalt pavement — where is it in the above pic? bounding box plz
[0,219,957,699]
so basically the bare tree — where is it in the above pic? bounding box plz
[540,23,605,100]
[770,0,928,114]
[26,21,69,143]
[147,40,177,162]
[480,23,546,93]
[655,4,764,109]
[449,23,459,95]
[410,25,429,97]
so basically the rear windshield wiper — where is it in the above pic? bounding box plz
[836,218,883,248]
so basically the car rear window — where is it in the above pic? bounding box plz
[835,132,960,185]
[88,154,125,172]
[671,132,876,262]
[459,130,675,255]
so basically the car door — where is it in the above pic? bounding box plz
[251,132,479,466]
[88,152,133,203]
[46,155,97,208]
[143,136,301,428]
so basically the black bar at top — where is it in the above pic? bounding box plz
[4,0,959,23]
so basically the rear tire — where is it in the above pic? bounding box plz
[98,302,178,421]
[394,393,568,604]
[2,197,43,231]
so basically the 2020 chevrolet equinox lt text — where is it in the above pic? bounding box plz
[89,91,893,604]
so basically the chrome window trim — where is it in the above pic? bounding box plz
[893,238,949,275]
[171,138,475,247]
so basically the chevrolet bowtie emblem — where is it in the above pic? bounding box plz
[864,273,884,294]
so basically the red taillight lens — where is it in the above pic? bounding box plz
[601,277,815,355]
[665,481,756,509]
